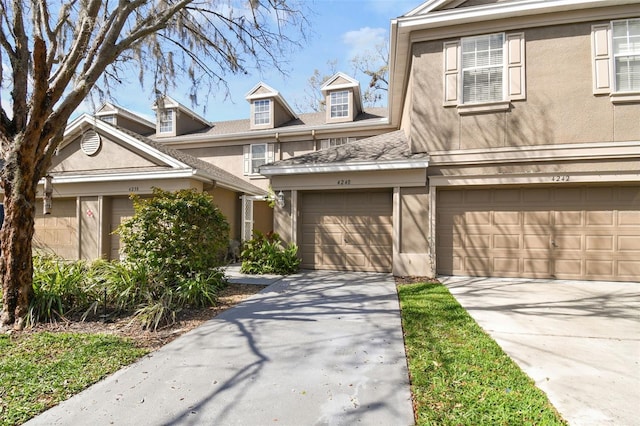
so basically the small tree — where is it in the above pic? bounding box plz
[117,188,229,283]
[0,0,308,328]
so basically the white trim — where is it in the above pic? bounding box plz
[429,171,640,187]
[245,81,298,119]
[429,140,640,165]
[260,159,429,176]
[152,95,210,127]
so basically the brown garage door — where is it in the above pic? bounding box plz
[436,186,640,282]
[34,198,79,259]
[110,197,135,260]
[300,190,393,272]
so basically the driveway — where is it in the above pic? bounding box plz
[27,270,414,426]
[440,276,640,426]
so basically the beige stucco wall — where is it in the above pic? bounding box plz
[253,200,273,236]
[410,21,640,154]
[210,186,240,241]
[53,134,159,172]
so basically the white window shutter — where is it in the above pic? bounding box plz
[243,145,250,175]
[266,143,275,164]
[592,24,612,94]
[507,32,526,100]
[443,41,460,106]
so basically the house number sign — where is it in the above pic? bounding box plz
[551,175,570,182]
[337,179,351,186]
[128,186,139,192]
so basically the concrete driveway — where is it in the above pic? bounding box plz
[27,270,414,426]
[440,276,640,426]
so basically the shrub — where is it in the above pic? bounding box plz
[117,188,230,281]
[28,255,98,325]
[240,231,300,275]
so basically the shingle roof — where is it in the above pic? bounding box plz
[113,125,266,195]
[199,107,388,136]
[264,130,428,167]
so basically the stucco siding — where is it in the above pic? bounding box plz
[410,21,639,154]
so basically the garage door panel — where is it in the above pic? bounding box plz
[300,190,392,272]
[586,211,615,226]
[437,186,640,282]
[619,211,640,226]
[619,261,640,277]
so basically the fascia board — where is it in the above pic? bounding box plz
[396,0,637,31]
[50,169,266,196]
[50,169,204,184]
[260,159,429,176]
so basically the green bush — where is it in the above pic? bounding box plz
[117,188,230,283]
[28,255,99,325]
[240,231,300,275]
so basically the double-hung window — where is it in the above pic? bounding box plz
[613,19,640,92]
[243,143,275,175]
[254,99,270,125]
[592,18,640,97]
[444,32,525,109]
[461,34,504,103]
[159,110,174,133]
[320,137,354,150]
[330,91,349,118]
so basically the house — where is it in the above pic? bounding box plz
[262,0,640,282]
[29,73,394,260]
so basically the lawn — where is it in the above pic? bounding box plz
[398,281,567,425]
[0,332,147,426]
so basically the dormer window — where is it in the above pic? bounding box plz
[330,91,349,118]
[254,99,271,125]
[100,115,116,125]
[159,109,174,133]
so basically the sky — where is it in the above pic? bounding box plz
[83,0,420,123]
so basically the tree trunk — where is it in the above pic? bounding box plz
[1,152,38,329]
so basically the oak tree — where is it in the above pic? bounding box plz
[0,0,307,328]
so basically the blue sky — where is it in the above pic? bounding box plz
[90,0,420,122]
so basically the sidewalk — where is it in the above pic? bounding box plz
[27,270,414,425]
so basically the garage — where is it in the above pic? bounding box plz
[300,190,393,272]
[436,186,640,282]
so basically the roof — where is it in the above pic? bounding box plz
[115,125,267,195]
[196,107,388,137]
[260,130,429,175]
[59,114,266,195]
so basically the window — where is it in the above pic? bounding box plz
[330,91,349,118]
[243,143,275,175]
[100,115,116,125]
[254,99,270,125]
[462,33,504,103]
[320,137,354,150]
[159,110,174,133]
[443,32,525,109]
[612,19,640,92]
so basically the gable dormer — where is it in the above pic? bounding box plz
[152,96,210,137]
[95,102,155,136]
[321,72,363,124]
[245,82,297,130]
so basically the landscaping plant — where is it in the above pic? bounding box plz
[240,231,300,275]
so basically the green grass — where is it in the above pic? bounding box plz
[398,282,567,426]
[0,332,147,425]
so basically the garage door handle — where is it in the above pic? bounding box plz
[551,240,558,248]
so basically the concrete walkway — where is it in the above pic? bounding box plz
[27,270,414,426]
[440,276,640,426]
